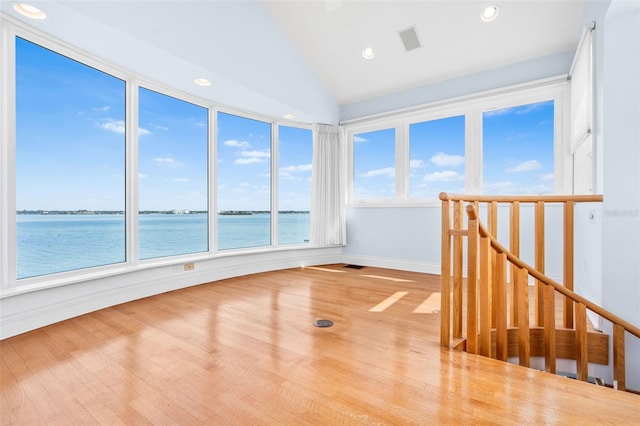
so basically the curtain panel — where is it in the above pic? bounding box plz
[310,124,346,245]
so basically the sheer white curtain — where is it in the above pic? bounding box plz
[310,124,346,245]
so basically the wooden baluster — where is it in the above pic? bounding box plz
[613,324,626,391]
[563,201,575,329]
[535,201,545,327]
[517,266,530,368]
[479,235,491,357]
[544,284,556,374]
[453,201,464,338]
[510,201,520,327]
[440,196,451,347]
[488,201,498,328]
[467,207,479,354]
[495,252,508,361]
[575,303,588,382]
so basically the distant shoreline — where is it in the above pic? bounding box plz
[17,210,309,215]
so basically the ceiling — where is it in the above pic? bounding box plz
[3,0,585,116]
[263,0,585,104]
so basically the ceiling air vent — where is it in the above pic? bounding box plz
[398,26,422,52]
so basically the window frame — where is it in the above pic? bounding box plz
[276,123,313,246]
[344,79,568,206]
[1,17,317,290]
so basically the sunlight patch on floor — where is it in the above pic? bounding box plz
[360,274,415,283]
[368,291,409,312]
[304,266,347,273]
[413,292,440,314]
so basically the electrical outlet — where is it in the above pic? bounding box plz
[184,262,195,271]
[172,265,182,273]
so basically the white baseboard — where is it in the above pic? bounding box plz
[340,254,441,275]
[0,247,342,339]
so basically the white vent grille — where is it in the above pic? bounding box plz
[398,26,421,52]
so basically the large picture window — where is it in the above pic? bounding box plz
[278,125,312,245]
[216,112,272,250]
[138,87,209,259]
[346,83,563,203]
[15,37,126,278]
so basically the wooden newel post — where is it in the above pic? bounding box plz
[440,192,451,347]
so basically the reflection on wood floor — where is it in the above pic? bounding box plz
[1,264,638,424]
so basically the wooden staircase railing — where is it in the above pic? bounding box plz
[439,192,640,391]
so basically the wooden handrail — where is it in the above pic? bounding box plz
[439,193,604,203]
[440,192,637,391]
[465,203,639,391]
[465,205,640,339]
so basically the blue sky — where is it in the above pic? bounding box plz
[16,37,312,212]
[353,100,554,199]
[482,100,554,194]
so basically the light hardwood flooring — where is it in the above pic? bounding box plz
[1,264,638,425]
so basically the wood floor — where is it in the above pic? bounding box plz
[1,264,638,425]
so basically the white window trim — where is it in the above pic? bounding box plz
[1,15,317,291]
[344,78,568,206]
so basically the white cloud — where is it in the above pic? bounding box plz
[93,105,111,112]
[484,180,552,195]
[139,172,147,179]
[100,118,150,136]
[354,135,368,143]
[506,160,542,173]
[153,157,181,168]
[280,163,312,173]
[410,159,425,169]
[423,170,464,182]
[430,152,465,167]
[360,167,395,178]
[240,150,270,158]
[100,119,125,134]
[540,173,554,182]
[150,123,169,131]
[235,157,265,165]
[224,139,250,148]
[170,177,189,182]
[483,107,512,117]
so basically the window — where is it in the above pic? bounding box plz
[15,37,126,278]
[482,100,555,195]
[352,128,396,200]
[138,87,209,259]
[278,125,312,245]
[216,112,272,250]
[346,82,564,203]
[409,116,465,199]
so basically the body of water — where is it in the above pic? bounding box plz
[16,212,309,279]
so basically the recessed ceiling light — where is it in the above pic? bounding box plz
[361,47,375,60]
[283,113,295,119]
[194,78,211,87]
[12,2,47,20]
[481,5,499,22]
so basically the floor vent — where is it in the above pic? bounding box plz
[344,264,365,269]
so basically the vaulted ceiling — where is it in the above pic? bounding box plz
[2,0,585,122]
[262,0,584,104]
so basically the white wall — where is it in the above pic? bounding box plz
[342,207,441,274]
[0,247,342,339]
[601,0,640,389]
[0,2,340,125]
[341,51,573,121]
